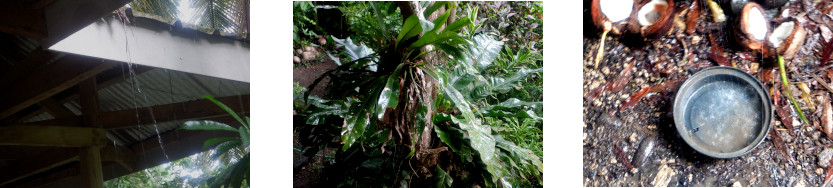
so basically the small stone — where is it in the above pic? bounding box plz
[822,26,833,43]
[691,36,701,45]
[818,148,833,168]
[652,164,675,187]
[630,133,639,143]
[293,56,301,64]
[732,181,742,187]
[602,66,610,75]
[795,180,805,187]
[817,168,825,175]
[296,49,303,55]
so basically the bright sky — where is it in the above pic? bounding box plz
[177,0,196,24]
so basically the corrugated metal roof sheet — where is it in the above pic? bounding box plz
[23,67,249,147]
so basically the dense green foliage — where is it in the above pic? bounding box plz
[294,1,544,187]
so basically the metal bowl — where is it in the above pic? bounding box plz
[673,66,771,158]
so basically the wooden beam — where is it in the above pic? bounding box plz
[103,95,249,130]
[0,148,77,185]
[0,48,56,89]
[0,126,106,147]
[37,98,76,119]
[8,166,78,188]
[14,65,153,123]
[79,77,104,188]
[22,95,250,129]
[0,54,115,119]
[0,1,47,39]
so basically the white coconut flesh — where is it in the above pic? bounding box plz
[600,0,633,23]
[746,7,767,41]
[637,0,668,26]
[768,21,794,48]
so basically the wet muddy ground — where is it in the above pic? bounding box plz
[584,0,833,186]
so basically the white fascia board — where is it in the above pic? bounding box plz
[49,16,250,83]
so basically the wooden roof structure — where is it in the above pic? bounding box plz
[0,1,250,187]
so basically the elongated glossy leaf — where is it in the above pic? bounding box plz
[180,120,238,132]
[202,95,247,128]
[488,68,543,94]
[342,111,369,151]
[485,98,542,111]
[212,140,242,159]
[397,15,421,48]
[435,166,453,188]
[423,1,448,17]
[428,4,451,34]
[239,126,250,148]
[417,14,435,35]
[444,16,470,33]
[202,137,239,150]
[331,36,377,72]
[376,63,405,120]
[466,35,505,71]
[410,31,465,49]
[481,109,542,120]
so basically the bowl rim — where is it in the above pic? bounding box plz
[673,66,772,158]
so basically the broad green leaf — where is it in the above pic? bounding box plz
[484,98,542,111]
[239,126,250,148]
[180,120,238,132]
[444,16,470,33]
[435,166,453,188]
[212,140,242,159]
[409,31,465,49]
[376,63,405,120]
[396,15,421,48]
[465,34,505,71]
[201,95,248,128]
[416,12,435,33]
[488,68,543,94]
[428,4,451,34]
[423,1,448,17]
[360,158,385,169]
[341,110,371,151]
[331,36,377,72]
[202,137,239,150]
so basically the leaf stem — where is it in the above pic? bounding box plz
[778,55,809,125]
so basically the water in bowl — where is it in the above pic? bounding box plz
[686,80,762,153]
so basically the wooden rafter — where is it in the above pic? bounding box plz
[0,54,115,120]
[24,95,250,129]
[0,146,136,186]
[0,126,106,147]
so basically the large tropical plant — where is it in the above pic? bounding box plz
[297,2,543,187]
[179,95,250,188]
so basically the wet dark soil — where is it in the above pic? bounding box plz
[584,0,833,186]
[294,59,338,97]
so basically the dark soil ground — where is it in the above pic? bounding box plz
[584,0,833,186]
[293,58,338,188]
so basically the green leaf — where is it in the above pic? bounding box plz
[428,5,451,34]
[423,1,448,17]
[180,120,238,132]
[487,68,543,94]
[212,140,242,159]
[435,166,453,188]
[202,137,239,150]
[342,110,371,151]
[396,15,422,48]
[239,126,250,148]
[376,63,406,120]
[444,16,470,33]
[465,34,505,71]
[201,95,248,128]
[360,158,385,169]
[409,31,465,49]
[331,36,378,72]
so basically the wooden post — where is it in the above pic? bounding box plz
[79,77,103,188]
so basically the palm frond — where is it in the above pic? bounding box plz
[130,0,179,21]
